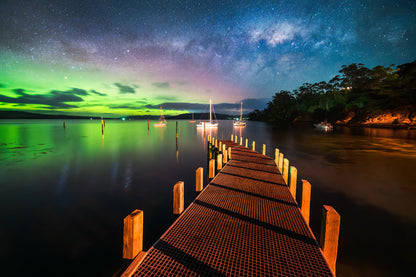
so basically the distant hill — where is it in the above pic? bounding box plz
[0,111,105,119]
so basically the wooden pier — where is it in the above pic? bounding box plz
[123,140,338,276]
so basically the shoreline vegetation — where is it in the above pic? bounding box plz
[248,60,416,129]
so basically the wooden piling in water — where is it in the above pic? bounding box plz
[262,144,266,155]
[196,167,203,192]
[123,210,143,260]
[275,148,280,165]
[289,166,297,200]
[245,138,248,148]
[301,180,311,225]
[252,141,255,151]
[278,153,284,172]
[173,181,184,214]
[223,150,227,164]
[209,159,215,178]
[283,158,289,184]
[217,154,223,170]
[320,205,341,274]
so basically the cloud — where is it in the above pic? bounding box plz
[0,88,84,109]
[90,89,107,96]
[152,82,170,89]
[114,83,135,94]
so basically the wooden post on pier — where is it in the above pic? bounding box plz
[283,158,289,184]
[231,134,233,141]
[196,167,203,192]
[222,143,226,153]
[320,205,341,274]
[217,154,223,170]
[223,150,227,164]
[240,137,243,145]
[252,141,255,151]
[219,141,222,152]
[235,136,238,143]
[215,139,218,148]
[301,180,311,225]
[275,148,280,165]
[209,159,215,178]
[208,135,210,142]
[123,210,143,260]
[278,153,284,172]
[262,144,266,155]
[228,147,232,160]
[289,166,297,200]
[245,138,248,148]
[173,181,184,214]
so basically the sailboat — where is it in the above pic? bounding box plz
[196,99,218,128]
[154,106,167,127]
[189,113,196,123]
[233,102,246,127]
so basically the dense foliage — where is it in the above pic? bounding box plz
[249,60,416,125]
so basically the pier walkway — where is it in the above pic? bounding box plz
[127,140,334,276]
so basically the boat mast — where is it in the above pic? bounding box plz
[209,99,212,123]
[240,102,243,121]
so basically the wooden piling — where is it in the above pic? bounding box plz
[278,153,284,172]
[228,147,232,160]
[301,180,311,225]
[231,134,233,141]
[222,143,226,153]
[219,141,222,152]
[262,144,266,155]
[173,181,184,214]
[223,150,227,164]
[245,138,248,148]
[196,167,203,192]
[235,136,238,143]
[217,154,223,170]
[320,205,341,274]
[209,159,215,178]
[252,141,255,151]
[274,148,279,165]
[123,210,143,260]
[176,121,178,139]
[215,139,218,148]
[283,158,289,184]
[240,137,243,145]
[289,166,297,200]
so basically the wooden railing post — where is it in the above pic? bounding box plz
[289,166,297,200]
[219,141,222,152]
[228,147,232,160]
[196,167,203,192]
[262,144,266,155]
[223,150,227,164]
[283,158,289,184]
[320,205,341,274]
[245,138,248,148]
[301,180,311,225]
[252,141,255,151]
[209,159,215,178]
[235,136,238,143]
[123,210,143,260]
[173,181,184,214]
[240,137,243,145]
[231,134,233,141]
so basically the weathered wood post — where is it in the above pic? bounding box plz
[217,154,223,170]
[196,167,203,192]
[228,147,232,160]
[245,138,248,148]
[283,158,289,184]
[208,135,210,142]
[274,148,280,165]
[215,139,218,148]
[222,143,226,153]
[173,181,184,214]
[301,180,311,225]
[209,159,215,178]
[289,166,297,200]
[231,134,233,141]
[262,144,266,155]
[252,141,255,151]
[235,136,238,143]
[240,137,243,145]
[278,153,284,172]
[320,205,341,274]
[219,141,222,153]
[223,150,227,164]
[123,210,143,260]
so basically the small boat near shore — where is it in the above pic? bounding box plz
[233,102,246,127]
[314,122,333,131]
[196,99,218,128]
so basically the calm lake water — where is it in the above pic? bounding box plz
[0,119,415,276]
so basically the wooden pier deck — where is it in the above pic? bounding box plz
[126,140,334,276]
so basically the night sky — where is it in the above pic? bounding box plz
[1,0,415,117]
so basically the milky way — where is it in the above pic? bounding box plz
[1,0,415,116]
